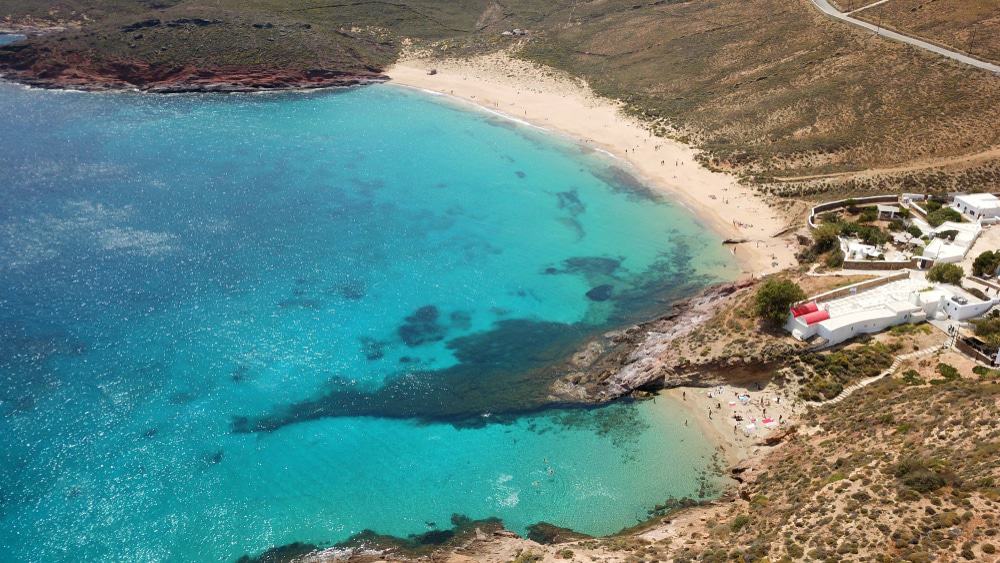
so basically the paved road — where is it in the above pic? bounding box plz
[809,0,1000,74]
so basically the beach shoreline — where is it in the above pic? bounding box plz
[386,53,799,277]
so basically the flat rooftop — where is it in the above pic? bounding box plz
[955,193,1000,207]
[822,276,930,318]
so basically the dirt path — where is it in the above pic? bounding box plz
[772,146,1000,182]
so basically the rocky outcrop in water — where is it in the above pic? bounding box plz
[547,279,798,402]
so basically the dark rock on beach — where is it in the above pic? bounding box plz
[526,522,591,544]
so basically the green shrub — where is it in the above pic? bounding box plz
[925,200,943,213]
[730,515,751,532]
[901,369,924,386]
[931,363,961,384]
[859,207,878,222]
[840,222,889,245]
[812,224,841,254]
[754,279,806,326]
[973,316,1000,348]
[818,212,842,225]
[824,249,844,268]
[973,250,1000,278]
[512,551,543,563]
[972,366,1000,380]
[926,207,963,227]
[927,263,964,285]
[893,458,946,493]
[906,225,923,238]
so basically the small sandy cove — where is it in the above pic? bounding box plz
[387,53,798,276]
[658,382,799,466]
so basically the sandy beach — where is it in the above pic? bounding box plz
[387,53,799,276]
[658,383,799,465]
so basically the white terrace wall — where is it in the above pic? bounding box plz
[807,194,902,229]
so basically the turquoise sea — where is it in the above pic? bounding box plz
[0,70,736,561]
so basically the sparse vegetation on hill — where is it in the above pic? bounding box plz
[845,0,1000,64]
[790,341,898,401]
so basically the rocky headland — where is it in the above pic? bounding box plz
[548,278,803,404]
[0,41,387,93]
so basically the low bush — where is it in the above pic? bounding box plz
[730,515,751,532]
[812,224,841,254]
[973,315,1000,348]
[973,250,1000,278]
[927,263,963,285]
[931,363,960,384]
[893,458,947,493]
[824,249,844,268]
[926,207,963,227]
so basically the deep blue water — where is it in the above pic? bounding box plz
[0,81,735,561]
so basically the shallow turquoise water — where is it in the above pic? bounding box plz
[0,82,735,561]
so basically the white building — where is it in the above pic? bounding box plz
[786,273,998,347]
[919,221,981,265]
[953,193,1000,221]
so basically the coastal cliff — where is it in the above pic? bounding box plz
[0,45,387,92]
[0,29,388,93]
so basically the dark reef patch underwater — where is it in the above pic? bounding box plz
[0,81,736,561]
